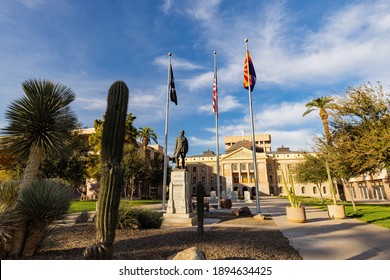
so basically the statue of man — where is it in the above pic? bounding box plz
[173,130,189,169]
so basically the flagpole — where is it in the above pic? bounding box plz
[162,52,172,210]
[214,50,221,210]
[245,38,260,213]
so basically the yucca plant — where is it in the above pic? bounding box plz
[0,181,20,213]
[281,169,301,207]
[0,181,21,257]
[16,179,71,257]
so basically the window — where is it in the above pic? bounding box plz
[192,167,197,172]
[242,175,248,183]
[233,174,239,183]
[267,164,272,171]
[269,175,273,183]
[301,186,306,194]
[240,163,247,171]
[313,186,317,194]
[201,176,205,184]
[192,176,197,185]
[211,176,215,186]
[201,166,206,172]
[232,164,238,171]
[249,163,254,171]
[277,175,282,184]
[323,186,327,194]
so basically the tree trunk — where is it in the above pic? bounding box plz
[317,183,325,205]
[23,221,49,257]
[10,143,43,258]
[320,110,331,145]
[21,143,43,188]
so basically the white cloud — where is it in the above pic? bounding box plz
[198,94,245,114]
[153,55,203,70]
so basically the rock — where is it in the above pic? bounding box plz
[167,247,206,260]
[221,199,232,209]
[232,206,252,217]
[253,214,266,221]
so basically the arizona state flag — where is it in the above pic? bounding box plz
[243,50,256,92]
[169,64,177,105]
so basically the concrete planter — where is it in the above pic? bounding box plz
[327,204,346,219]
[286,206,306,223]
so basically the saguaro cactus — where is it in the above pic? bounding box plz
[84,81,129,260]
[196,182,204,235]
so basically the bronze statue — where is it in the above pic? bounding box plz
[173,130,189,169]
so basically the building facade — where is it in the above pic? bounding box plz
[185,134,390,202]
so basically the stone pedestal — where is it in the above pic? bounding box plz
[164,169,197,226]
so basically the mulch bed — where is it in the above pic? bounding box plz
[31,212,302,260]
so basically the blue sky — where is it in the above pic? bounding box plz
[1,0,390,157]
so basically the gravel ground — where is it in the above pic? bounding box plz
[31,212,302,260]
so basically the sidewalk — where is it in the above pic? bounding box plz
[258,197,390,260]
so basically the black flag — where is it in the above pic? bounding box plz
[169,64,177,105]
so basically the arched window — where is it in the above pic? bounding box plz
[313,186,317,194]
[301,186,306,194]
[323,186,327,194]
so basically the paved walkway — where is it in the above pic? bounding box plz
[258,197,390,260]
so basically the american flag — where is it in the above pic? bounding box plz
[212,66,218,115]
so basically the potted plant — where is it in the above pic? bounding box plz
[281,169,306,223]
[325,161,345,219]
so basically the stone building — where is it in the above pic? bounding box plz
[185,134,390,202]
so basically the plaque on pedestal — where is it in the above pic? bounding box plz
[164,169,197,226]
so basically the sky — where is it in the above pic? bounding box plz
[1,0,390,157]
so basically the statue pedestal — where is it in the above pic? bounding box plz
[164,169,197,226]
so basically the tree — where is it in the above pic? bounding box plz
[39,125,90,193]
[303,96,335,145]
[329,82,390,175]
[1,79,78,186]
[87,113,138,179]
[303,96,340,205]
[137,126,158,158]
[294,153,328,204]
[122,144,149,201]
[1,78,78,258]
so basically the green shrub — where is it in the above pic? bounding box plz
[17,179,71,222]
[16,179,72,257]
[75,211,90,224]
[117,207,163,229]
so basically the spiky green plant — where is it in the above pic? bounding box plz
[0,181,21,257]
[84,81,129,260]
[0,181,20,213]
[281,169,301,207]
[16,179,71,256]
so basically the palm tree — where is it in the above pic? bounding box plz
[303,96,340,205]
[303,96,335,145]
[1,79,78,187]
[137,126,158,158]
